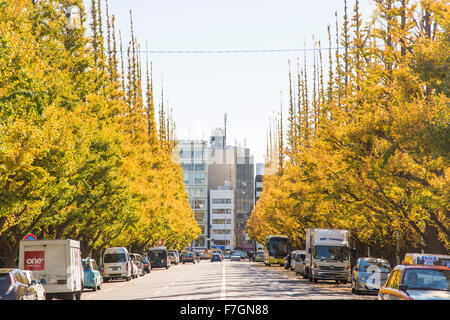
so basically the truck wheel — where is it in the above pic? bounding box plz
[126,276,131,281]
[76,292,82,300]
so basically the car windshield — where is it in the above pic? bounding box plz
[403,269,450,291]
[104,253,127,263]
[313,246,349,261]
[359,259,391,272]
[184,253,194,257]
[168,252,175,256]
[0,274,12,295]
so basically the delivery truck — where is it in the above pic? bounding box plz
[19,239,84,300]
[305,229,352,284]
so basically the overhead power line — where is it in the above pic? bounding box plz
[14,45,386,54]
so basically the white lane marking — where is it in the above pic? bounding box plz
[220,261,226,300]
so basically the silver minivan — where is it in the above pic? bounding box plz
[102,247,132,282]
[293,250,307,277]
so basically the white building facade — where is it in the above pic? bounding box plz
[209,187,234,251]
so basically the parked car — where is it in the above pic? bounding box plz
[168,251,179,265]
[293,250,307,277]
[142,257,152,274]
[23,270,46,300]
[199,253,208,260]
[402,253,450,266]
[102,247,132,282]
[181,252,197,264]
[211,253,223,262]
[378,265,450,300]
[130,253,145,277]
[82,258,102,291]
[167,250,180,265]
[223,254,231,260]
[130,259,138,279]
[0,268,38,300]
[351,258,391,295]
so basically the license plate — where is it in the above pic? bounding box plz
[110,267,119,271]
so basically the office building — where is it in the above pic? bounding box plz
[178,140,208,250]
[209,184,234,250]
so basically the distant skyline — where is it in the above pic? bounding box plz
[84,0,375,163]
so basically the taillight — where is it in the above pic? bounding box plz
[313,263,317,269]
[126,263,129,271]
[346,264,350,270]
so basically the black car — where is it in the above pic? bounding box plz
[211,254,223,262]
[0,268,38,300]
[142,257,151,274]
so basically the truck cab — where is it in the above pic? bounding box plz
[305,229,352,284]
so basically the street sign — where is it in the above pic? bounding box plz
[23,234,37,241]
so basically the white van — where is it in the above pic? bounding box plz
[19,239,84,300]
[293,250,307,277]
[102,247,132,282]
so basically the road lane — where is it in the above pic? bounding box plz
[83,260,375,300]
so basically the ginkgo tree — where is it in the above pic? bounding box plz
[248,0,449,263]
[0,0,200,266]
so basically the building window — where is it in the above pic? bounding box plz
[212,209,232,214]
[212,198,232,204]
[212,229,232,234]
[212,219,232,225]
[214,240,231,246]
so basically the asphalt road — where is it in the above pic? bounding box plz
[82,260,376,300]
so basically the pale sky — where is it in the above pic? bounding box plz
[83,0,375,164]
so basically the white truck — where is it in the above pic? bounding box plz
[305,229,352,284]
[19,239,84,300]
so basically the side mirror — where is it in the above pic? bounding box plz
[31,280,37,285]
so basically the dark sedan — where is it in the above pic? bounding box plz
[0,268,38,300]
[181,252,197,264]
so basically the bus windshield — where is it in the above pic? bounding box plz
[267,237,290,257]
